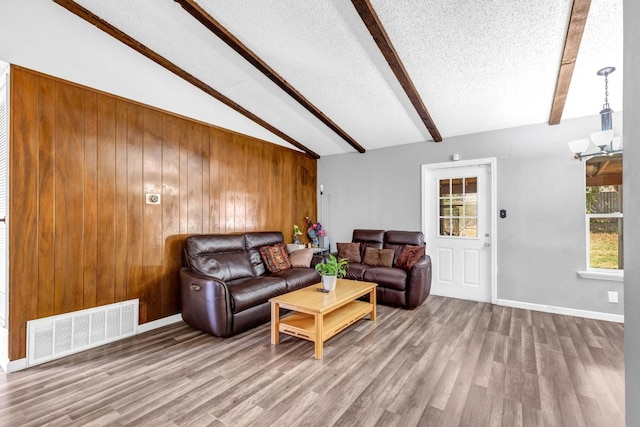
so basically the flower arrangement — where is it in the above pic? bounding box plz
[305,216,326,246]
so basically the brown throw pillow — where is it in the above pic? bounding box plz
[259,242,292,273]
[363,247,394,267]
[289,248,315,268]
[337,242,361,263]
[395,245,425,270]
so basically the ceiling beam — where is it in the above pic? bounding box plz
[549,0,592,125]
[351,0,442,142]
[175,0,365,154]
[52,0,320,159]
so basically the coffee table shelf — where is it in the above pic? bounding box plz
[270,279,377,359]
[279,300,372,342]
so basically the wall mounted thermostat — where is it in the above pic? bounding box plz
[146,193,161,205]
[499,209,507,219]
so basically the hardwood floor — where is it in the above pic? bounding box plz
[0,296,625,426]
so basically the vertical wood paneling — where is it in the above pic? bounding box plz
[143,108,164,321]
[114,100,128,302]
[83,91,98,308]
[208,128,221,234]
[9,69,39,360]
[161,115,180,317]
[126,103,144,317]
[187,122,203,233]
[8,66,316,359]
[53,81,84,314]
[37,77,56,318]
[96,94,116,307]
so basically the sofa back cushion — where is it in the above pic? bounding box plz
[384,230,425,263]
[352,229,384,261]
[245,231,285,276]
[185,234,253,281]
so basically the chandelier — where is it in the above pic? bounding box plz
[568,67,623,160]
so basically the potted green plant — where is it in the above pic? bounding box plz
[315,254,349,291]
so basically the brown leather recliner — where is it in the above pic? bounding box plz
[179,231,321,337]
[343,229,432,309]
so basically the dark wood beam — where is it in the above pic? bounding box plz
[52,0,320,159]
[549,0,592,125]
[175,0,365,154]
[351,0,442,142]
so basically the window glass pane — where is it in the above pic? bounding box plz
[439,179,451,197]
[464,218,477,237]
[586,185,622,214]
[464,203,477,217]
[440,218,451,236]
[451,178,464,197]
[589,217,623,270]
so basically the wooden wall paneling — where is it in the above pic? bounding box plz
[83,90,98,308]
[217,129,233,233]
[126,103,145,320]
[96,93,116,307]
[161,115,181,317]
[36,76,56,318]
[178,119,189,235]
[201,129,210,233]
[8,66,317,358]
[53,81,85,314]
[245,137,261,232]
[187,122,204,234]
[142,108,164,321]
[233,135,247,232]
[114,100,129,302]
[9,68,40,359]
[208,128,222,234]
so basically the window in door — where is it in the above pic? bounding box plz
[439,177,477,238]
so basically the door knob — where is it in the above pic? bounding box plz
[484,243,491,247]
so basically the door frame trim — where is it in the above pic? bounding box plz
[421,158,497,304]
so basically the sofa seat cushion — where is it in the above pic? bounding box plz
[226,276,287,313]
[363,267,407,291]
[345,263,369,281]
[271,268,320,292]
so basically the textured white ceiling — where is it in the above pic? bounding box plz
[21,0,626,156]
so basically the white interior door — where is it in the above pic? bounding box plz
[422,160,495,303]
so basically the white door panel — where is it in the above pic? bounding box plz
[422,160,495,303]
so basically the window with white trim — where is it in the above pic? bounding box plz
[585,155,623,270]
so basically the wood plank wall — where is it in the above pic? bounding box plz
[8,66,317,360]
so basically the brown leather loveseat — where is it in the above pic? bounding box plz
[339,229,432,309]
[179,231,321,337]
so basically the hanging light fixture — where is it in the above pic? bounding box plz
[568,66,623,160]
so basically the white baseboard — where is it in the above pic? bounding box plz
[1,313,184,374]
[496,299,624,323]
[1,357,27,374]
[137,314,183,333]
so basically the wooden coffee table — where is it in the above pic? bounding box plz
[270,279,377,359]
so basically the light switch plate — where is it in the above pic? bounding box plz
[608,291,619,303]
[146,193,161,205]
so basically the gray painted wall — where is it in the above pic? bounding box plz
[624,0,639,423]
[318,114,623,316]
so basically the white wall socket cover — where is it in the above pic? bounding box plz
[146,193,161,205]
[608,291,619,303]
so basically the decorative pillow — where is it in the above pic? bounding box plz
[362,247,395,268]
[395,245,425,270]
[289,248,315,268]
[259,242,292,273]
[337,242,361,263]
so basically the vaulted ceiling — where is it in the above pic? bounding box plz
[30,1,628,157]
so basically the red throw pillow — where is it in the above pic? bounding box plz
[259,243,292,273]
[337,242,361,263]
[395,245,425,270]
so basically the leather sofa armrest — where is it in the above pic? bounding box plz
[311,255,325,268]
[406,255,432,309]
[179,268,234,337]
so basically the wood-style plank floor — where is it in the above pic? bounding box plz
[0,296,625,426]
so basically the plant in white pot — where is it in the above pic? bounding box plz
[315,254,349,291]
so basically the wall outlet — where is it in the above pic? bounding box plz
[608,291,619,303]
[146,193,161,205]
